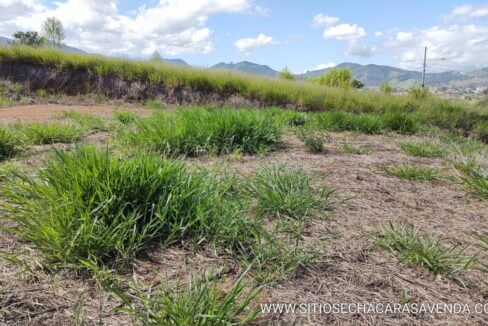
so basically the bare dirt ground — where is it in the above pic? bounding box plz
[0,107,487,325]
[0,104,151,123]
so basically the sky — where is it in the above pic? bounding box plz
[1,0,487,73]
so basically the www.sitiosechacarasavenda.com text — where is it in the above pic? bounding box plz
[260,302,488,315]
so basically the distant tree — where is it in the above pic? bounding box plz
[279,66,294,80]
[380,81,394,94]
[42,17,65,47]
[11,31,45,47]
[351,79,364,89]
[150,50,163,61]
[308,68,357,89]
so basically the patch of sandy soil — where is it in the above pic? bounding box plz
[1,133,487,325]
[0,104,151,123]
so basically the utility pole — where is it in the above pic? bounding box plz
[421,46,427,87]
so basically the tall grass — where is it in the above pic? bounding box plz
[1,46,486,139]
[454,163,488,200]
[375,222,477,278]
[0,126,24,160]
[122,108,282,156]
[60,111,109,132]
[1,146,255,268]
[399,141,446,158]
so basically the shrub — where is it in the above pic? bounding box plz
[111,273,260,325]
[0,126,23,160]
[247,164,334,219]
[308,68,355,89]
[399,141,446,158]
[2,146,254,268]
[19,122,84,144]
[375,222,477,277]
[378,164,442,182]
[123,108,282,156]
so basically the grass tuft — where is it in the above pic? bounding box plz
[399,141,446,158]
[297,130,327,153]
[339,141,372,155]
[18,122,84,144]
[0,126,24,160]
[378,164,442,182]
[375,221,477,277]
[114,111,138,124]
[454,163,488,200]
[110,272,260,325]
[247,164,334,219]
[60,111,109,132]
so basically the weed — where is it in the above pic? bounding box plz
[375,221,477,277]
[378,164,442,182]
[146,99,165,110]
[399,141,446,158]
[455,164,488,200]
[408,87,430,100]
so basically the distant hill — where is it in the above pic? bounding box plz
[299,63,485,89]
[163,58,188,66]
[210,61,279,77]
[0,35,85,54]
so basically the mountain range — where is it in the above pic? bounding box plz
[210,61,488,89]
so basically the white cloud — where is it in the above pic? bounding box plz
[396,31,414,42]
[448,3,488,19]
[345,42,375,58]
[323,23,366,41]
[313,63,336,70]
[311,13,339,27]
[234,33,277,54]
[0,0,252,56]
[374,31,384,37]
[385,24,488,70]
[250,5,270,17]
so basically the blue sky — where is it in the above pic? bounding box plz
[1,0,488,72]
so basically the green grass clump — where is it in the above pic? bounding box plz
[61,111,108,132]
[339,141,372,155]
[0,126,23,160]
[2,146,254,268]
[378,164,442,182]
[123,108,282,156]
[146,99,165,110]
[19,122,84,144]
[379,112,419,134]
[297,131,327,153]
[247,164,334,219]
[375,222,477,277]
[399,141,446,158]
[112,273,260,325]
[114,111,138,124]
[455,164,488,200]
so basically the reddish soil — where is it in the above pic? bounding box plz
[0,104,151,123]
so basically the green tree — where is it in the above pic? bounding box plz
[150,50,163,61]
[12,31,45,47]
[279,66,294,80]
[309,68,356,89]
[42,17,65,47]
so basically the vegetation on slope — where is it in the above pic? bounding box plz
[1,46,487,140]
